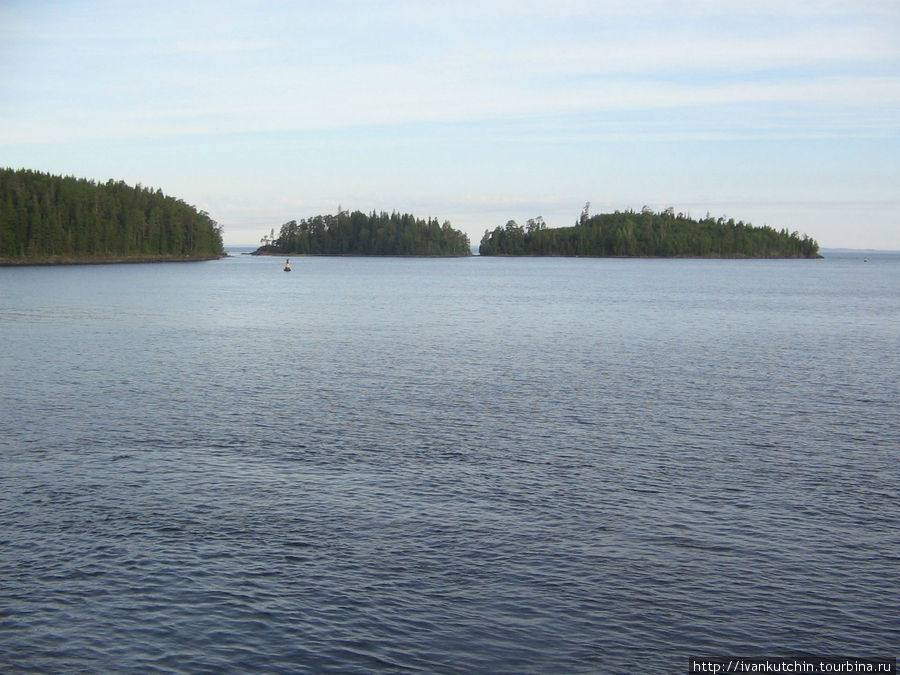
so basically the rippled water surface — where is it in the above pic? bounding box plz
[1,252,898,673]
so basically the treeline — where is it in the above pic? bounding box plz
[0,168,224,262]
[479,208,820,258]
[256,210,471,256]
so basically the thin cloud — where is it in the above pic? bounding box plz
[165,39,276,55]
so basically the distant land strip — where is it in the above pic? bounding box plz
[1,168,225,264]
[253,205,821,259]
[478,207,821,258]
[253,211,472,257]
[0,253,224,266]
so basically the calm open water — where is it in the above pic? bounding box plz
[1,251,897,673]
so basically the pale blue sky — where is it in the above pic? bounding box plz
[2,0,899,248]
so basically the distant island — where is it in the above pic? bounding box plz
[0,168,224,265]
[479,207,821,258]
[253,210,471,256]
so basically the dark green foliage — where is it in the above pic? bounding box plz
[479,209,820,258]
[0,168,224,261]
[258,210,471,256]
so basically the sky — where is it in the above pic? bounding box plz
[1,0,899,249]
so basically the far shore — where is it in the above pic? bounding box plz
[0,254,227,267]
[249,250,472,258]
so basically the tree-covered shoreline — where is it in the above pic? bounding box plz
[0,253,224,267]
[0,168,225,263]
[479,207,821,258]
[254,210,471,256]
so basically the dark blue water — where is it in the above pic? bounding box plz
[1,252,897,673]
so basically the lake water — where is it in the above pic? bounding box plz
[1,251,897,673]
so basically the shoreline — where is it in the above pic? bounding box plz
[0,253,227,267]
[472,253,824,259]
[250,250,472,258]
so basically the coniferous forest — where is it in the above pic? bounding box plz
[0,168,224,263]
[255,210,471,256]
[479,207,821,258]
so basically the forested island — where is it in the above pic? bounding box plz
[254,210,471,256]
[479,207,821,258]
[0,168,224,264]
